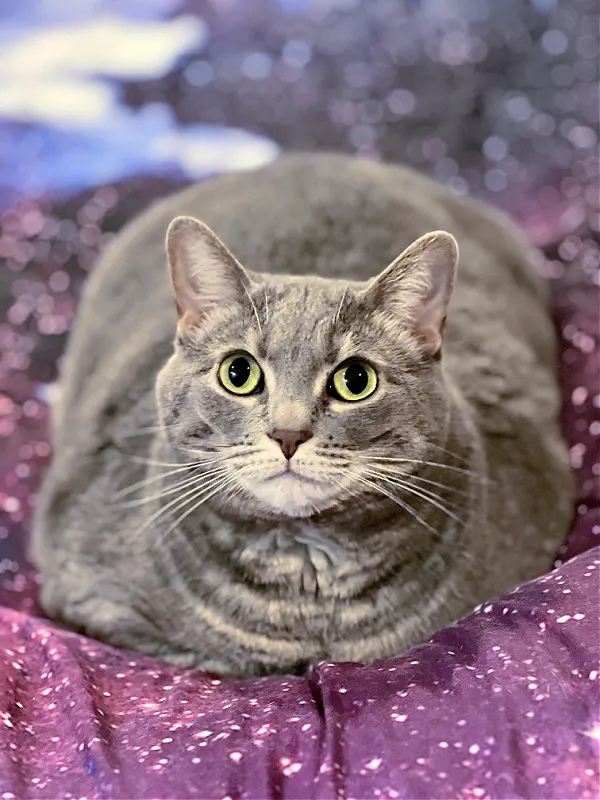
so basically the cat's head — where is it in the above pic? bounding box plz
[156,216,458,519]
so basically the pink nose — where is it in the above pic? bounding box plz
[268,429,313,460]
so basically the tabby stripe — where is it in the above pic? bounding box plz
[192,603,317,657]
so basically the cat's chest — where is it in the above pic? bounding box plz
[237,523,352,596]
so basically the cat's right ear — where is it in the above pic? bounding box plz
[166,216,249,329]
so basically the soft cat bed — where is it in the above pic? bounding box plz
[0,228,597,799]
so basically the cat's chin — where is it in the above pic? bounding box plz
[245,473,339,518]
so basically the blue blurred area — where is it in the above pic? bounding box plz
[0,0,184,27]
[0,119,279,206]
[0,2,279,206]
[0,0,596,221]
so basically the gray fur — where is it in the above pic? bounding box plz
[32,154,573,676]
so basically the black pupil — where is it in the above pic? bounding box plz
[228,357,251,388]
[344,363,368,395]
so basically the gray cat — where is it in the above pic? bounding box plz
[32,154,573,676]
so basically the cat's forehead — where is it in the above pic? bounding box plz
[203,274,409,369]
[264,274,346,313]
[256,278,356,363]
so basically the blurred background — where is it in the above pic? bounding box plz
[0,0,598,607]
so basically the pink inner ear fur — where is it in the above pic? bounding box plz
[166,217,245,327]
[415,317,445,354]
[372,231,458,354]
[415,259,455,353]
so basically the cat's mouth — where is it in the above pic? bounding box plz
[265,469,320,485]
[244,465,341,517]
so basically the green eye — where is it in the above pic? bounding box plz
[330,360,378,402]
[219,353,263,396]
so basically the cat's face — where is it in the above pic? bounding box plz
[156,217,458,518]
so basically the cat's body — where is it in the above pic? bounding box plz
[33,154,572,676]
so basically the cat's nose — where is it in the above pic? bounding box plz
[268,428,313,460]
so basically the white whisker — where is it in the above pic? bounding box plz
[119,422,181,439]
[330,476,363,504]
[181,445,258,458]
[243,283,263,336]
[348,470,439,536]
[333,285,348,326]
[427,441,472,461]
[365,463,470,496]
[128,455,206,469]
[358,455,481,477]
[131,470,227,542]
[263,287,269,325]
[113,456,228,499]
[114,467,226,509]
[113,464,200,500]
[157,473,241,545]
[364,468,464,526]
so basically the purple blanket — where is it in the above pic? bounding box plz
[1,1,599,797]
[0,546,599,799]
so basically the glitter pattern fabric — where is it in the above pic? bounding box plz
[0,1,599,797]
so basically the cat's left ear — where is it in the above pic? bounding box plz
[166,216,251,329]
[365,231,458,356]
